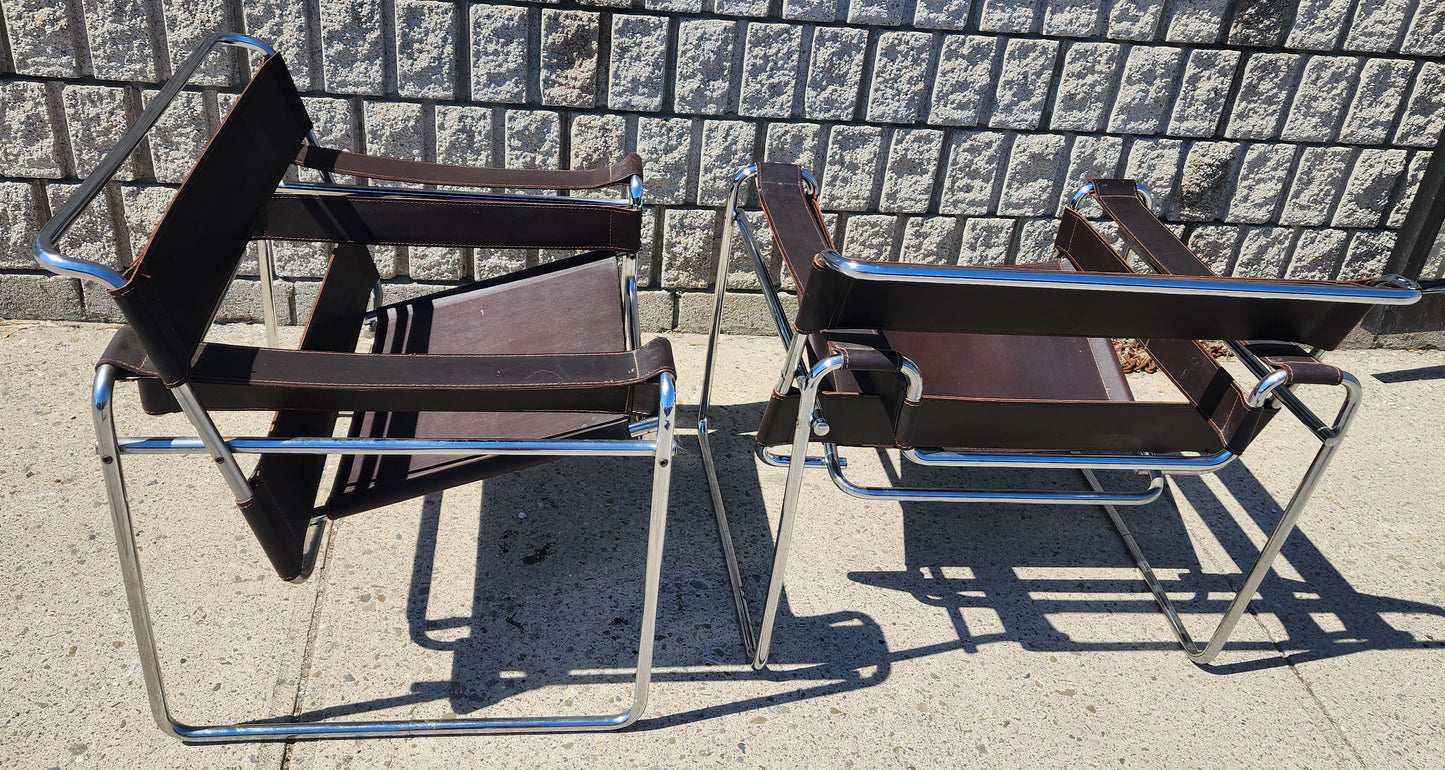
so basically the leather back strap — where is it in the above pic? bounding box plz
[296,145,643,190]
[1089,179,1213,276]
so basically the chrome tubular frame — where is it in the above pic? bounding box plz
[93,364,677,740]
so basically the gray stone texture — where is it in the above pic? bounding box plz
[765,123,825,176]
[1168,49,1240,137]
[979,0,1039,33]
[697,121,756,206]
[1232,226,1296,278]
[1060,135,1123,212]
[842,215,899,262]
[782,0,839,22]
[1176,142,1241,221]
[849,0,907,26]
[1333,149,1408,228]
[740,24,803,119]
[396,0,455,99]
[1340,59,1414,145]
[1186,224,1241,275]
[504,110,562,172]
[1042,0,1103,37]
[1339,230,1395,278]
[1123,138,1184,213]
[1285,229,1348,279]
[62,85,136,181]
[241,1,316,91]
[1108,47,1186,135]
[0,183,40,269]
[958,217,1014,265]
[0,274,84,320]
[805,27,868,122]
[675,290,799,334]
[661,209,719,288]
[1016,218,1058,263]
[1051,42,1122,133]
[867,33,933,124]
[569,113,628,171]
[674,21,736,115]
[1389,151,1431,228]
[609,15,669,112]
[473,250,529,281]
[1345,0,1412,52]
[143,88,209,185]
[1285,0,1352,50]
[320,0,385,95]
[880,130,945,213]
[1396,63,1445,148]
[900,216,961,264]
[41,186,115,286]
[1107,0,1164,41]
[118,184,175,263]
[939,131,1006,215]
[363,102,425,168]
[998,134,1067,217]
[713,0,770,17]
[1401,2,1445,56]
[1,0,79,77]
[299,97,357,183]
[646,0,705,10]
[1279,146,1355,226]
[1280,56,1360,143]
[82,0,160,82]
[1225,144,1298,223]
[162,1,235,85]
[636,118,693,205]
[1226,0,1291,47]
[820,126,884,211]
[990,39,1059,130]
[408,248,467,281]
[470,5,529,103]
[1164,0,1228,43]
[915,0,975,31]
[0,81,62,178]
[540,10,599,108]
[930,36,998,128]
[435,105,493,170]
[1225,54,1304,140]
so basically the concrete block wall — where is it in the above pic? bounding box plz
[2,1,1445,333]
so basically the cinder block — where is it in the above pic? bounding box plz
[820,126,884,211]
[1225,144,1298,224]
[1339,59,1414,144]
[849,0,907,26]
[1107,46,1185,135]
[1176,142,1241,222]
[842,215,899,261]
[569,113,628,170]
[1286,0,1353,50]
[740,24,803,119]
[998,134,1067,217]
[713,0,769,16]
[979,0,1038,33]
[958,217,1014,265]
[79,280,125,323]
[319,0,385,95]
[866,32,933,124]
[44,181,122,270]
[1107,0,1163,41]
[242,1,316,90]
[636,117,693,205]
[1226,0,1290,47]
[1344,0,1412,52]
[1,0,80,77]
[1401,2,1445,55]
[783,0,839,22]
[395,0,455,99]
[1224,53,1303,140]
[879,130,945,213]
[118,184,174,261]
[1388,151,1431,228]
[363,101,425,166]
[0,81,62,178]
[645,0,704,10]
[0,274,85,320]
[609,15,668,112]
[939,131,1006,215]
[1042,0,1103,37]
[1332,149,1408,228]
[142,88,209,185]
[805,27,868,122]
[408,247,467,281]
[435,105,493,170]
[930,36,998,127]
[764,123,825,176]
[637,208,657,288]
[661,208,720,289]
[1,182,42,270]
[540,10,599,108]
[1285,229,1348,279]
[160,0,236,86]
[1167,49,1239,137]
[1395,63,1445,147]
[990,39,1058,130]
[299,96,358,184]
[1280,56,1359,142]
[1279,146,1354,226]
[1164,0,1228,43]
[899,216,960,264]
[1015,218,1058,263]
[470,5,529,103]
[63,85,138,181]
[675,289,797,335]
[84,0,160,82]
[636,289,675,333]
[1338,230,1395,278]
[1122,138,1184,213]
[504,110,562,172]
[1050,42,1123,133]
[915,0,974,31]
[674,20,736,115]
[473,250,529,280]
[1232,226,1296,278]
[698,121,756,206]
[1060,135,1123,212]
[1186,224,1241,275]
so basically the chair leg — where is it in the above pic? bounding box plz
[1088,374,1364,664]
[93,364,677,741]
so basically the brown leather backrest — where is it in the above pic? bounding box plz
[108,55,311,387]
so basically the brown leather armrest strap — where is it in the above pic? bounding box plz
[824,340,920,450]
[296,145,643,189]
[1244,342,1345,387]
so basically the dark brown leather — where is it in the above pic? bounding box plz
[253,192,642,252]
[108,55,311,386]
[295,145,644,190]
[1245,342,1345,387]
[1089,179,1214,277]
